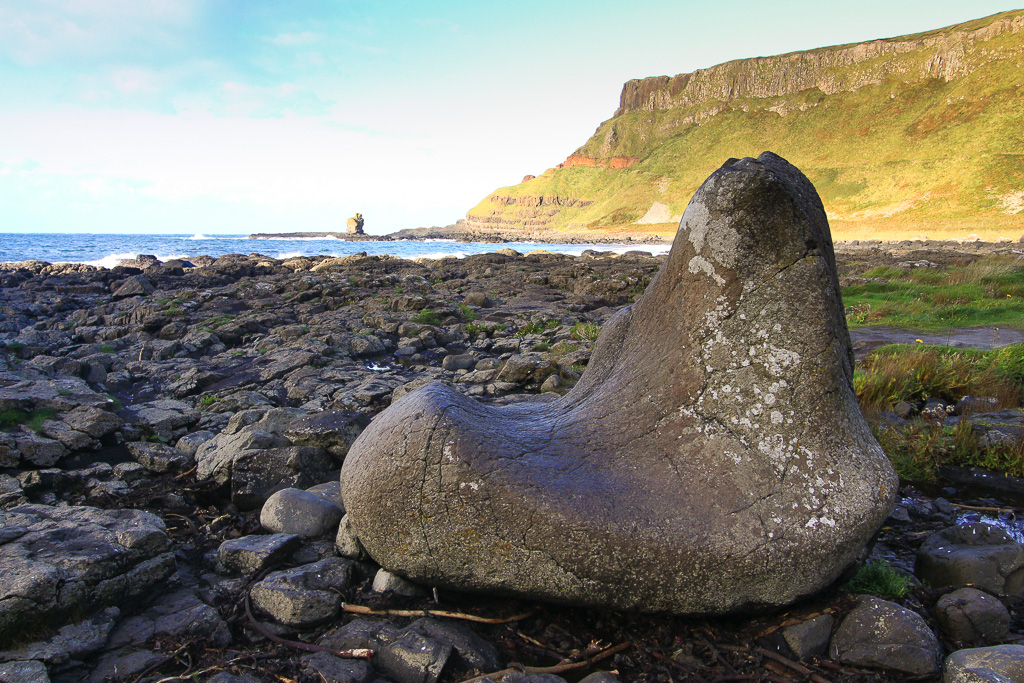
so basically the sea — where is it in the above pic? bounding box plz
[0,233,670,267]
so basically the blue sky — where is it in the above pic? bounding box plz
[0,1,1020,235]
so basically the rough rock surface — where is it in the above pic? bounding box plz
[340,153,898,614]
[935,587,1011,643]
[0,504,174,641]
[830,597,943,676]
[944,645,1024,683]
[260,487,344,538]
[250,558,354,627]
[917,523,1024,594]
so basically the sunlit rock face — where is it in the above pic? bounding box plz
[340,152,897,615]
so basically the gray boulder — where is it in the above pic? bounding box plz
[105,588,230,651]
[373,569,428,597]
[0,504,174,642]
[111,275,154,299]
[301,652,374,683]
[250,558,354,627]
[38,420,94,451]
[0,661,49,683]
[829,597,942,676]
[120,399,200,441]
[126,441,193,473]
[917,523,1024,595]
[14,432,66,467]
[284,410,371,460]
[442,354,477,371]
[231,446,334,510]
[945,645,1024,683]
[376,631,451,683]
[60,406,124,439]
[495,353,557,385]
[782,613,833,660]
[216,533,301,576]
[196,426,333,509]
[0,436,17,469]
[261,488,344,538]
[306,481,345,510]
[340,153,898,615]
[0,606,118,666]
[935,587,1011,643]
[174,430,216,458]
[404,618,503,674]
[335,514,366,560]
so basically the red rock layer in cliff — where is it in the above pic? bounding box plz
[558,154,639,169]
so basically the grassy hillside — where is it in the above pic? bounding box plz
[467,11,1024,240]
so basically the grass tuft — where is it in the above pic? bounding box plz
[411,310,441,326]
[855,344,1024,414]
[845,560,912,599]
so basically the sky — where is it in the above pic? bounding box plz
[0,1,1021,235]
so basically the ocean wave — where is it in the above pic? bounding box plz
[82,252,188,268]
[188,233,208,240]
[402,250,469,260]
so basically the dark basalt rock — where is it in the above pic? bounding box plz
[342,154,898,614]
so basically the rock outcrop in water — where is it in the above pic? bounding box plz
[340,153,899,615]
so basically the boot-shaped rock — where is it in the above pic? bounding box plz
[340,152,897,615]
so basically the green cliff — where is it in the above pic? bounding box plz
[466,10,1024,240]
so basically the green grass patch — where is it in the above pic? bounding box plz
[516,319,559,337]
[570,321,601,341]
[844,560,912,599]
[458,303,478,322]
[855,343,1024,413]
[843,256,1024,330]
[2,408,57,432]
[411,310,441,325]
[0,408,29,429]
[875,417,1024,481]
[99,344,115,354]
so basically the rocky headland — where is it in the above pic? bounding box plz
[2,236,1024,681]
[248,224,673,245]
[464,9,1024,239]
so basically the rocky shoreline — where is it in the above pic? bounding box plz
[1,243,1024,682]
[249,224,673,245]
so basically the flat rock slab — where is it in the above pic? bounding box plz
[341,153,897,615]
[0,504,174,643]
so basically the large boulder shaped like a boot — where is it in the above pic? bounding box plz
[340,152,898,615]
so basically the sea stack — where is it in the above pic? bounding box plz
[347,213,365,235]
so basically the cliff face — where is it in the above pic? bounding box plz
[466,10,1024,238]
[614,13,1024,117]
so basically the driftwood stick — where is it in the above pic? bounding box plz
[341,602,535,624]
[948,502,1018,514]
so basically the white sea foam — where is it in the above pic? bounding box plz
[82,252,188,268]
[410,250,469,260]
[83,252,137,269]
[189,233,208,240]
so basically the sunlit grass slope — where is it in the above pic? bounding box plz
[468,10,1024,240]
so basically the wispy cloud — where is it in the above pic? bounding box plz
[269,31,320,47]
[0,0,196,66]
